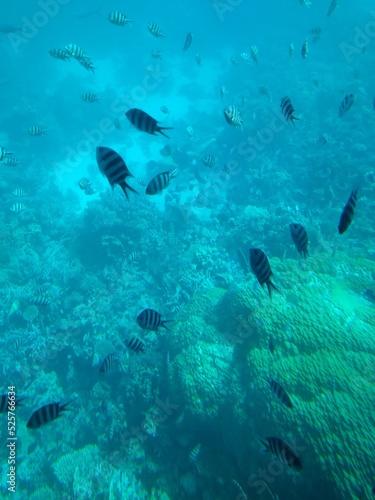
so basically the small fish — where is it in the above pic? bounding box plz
[338,185,360,235]
[99,353,118,375]
[108,11,132,26]
[49,48,70,61]
[240,52,252,64]
[78,58,96,73]
[280,97,299,126]
[289,223,309,258]
[8,299,20,318]
[264,378,293,409]
[220,86,227,98]
[0,25,22,34]
[289,43,294,58]
[309,27,322,43]
[27,125,46,136]
[301,39,309,59]
[151,49,163,60]
[32,296,50,307]
[202,155,216,168]
[113,117,121,129]
[137,309,173,331]
[195,53,202,66]
[147,22,164,38]
[186,126,194,138]
[145,169,178,195]
[257,436,302,471]
[0,394,26,413]
[251,45,258,63]
[96,146,138,200]
[77,7,102,18]
[14,338,27,350]
[82,92,100,103]
[41,267,51,280]
[258,86,271,100]
[125,108,173,138]
[13,189,26,197]
[10,203,25,213]
[84,185,95,195]
[224,105,243,128]
[338,94,354,118]
[160,105,169,114]
[78,178,91,190]
[268,335,276,354]
[128,251,139,263]
[230,55,239,65]
[160,145,172,157]
[183,32,193,51]
[0,147,11,161]
[299,0,311,6]
[145,65,157,74]
[36,284,50,295]
[189,443,201,463]
[249,248,280,298]
[363,289,375,303]
[65,44,88,61]
[5,157,20,166]
[316,134,328,146]
[26,401,72,429]
[125,337,146,353]
[327,0,339,17]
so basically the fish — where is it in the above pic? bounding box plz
[77,7,102,18]
[220,86,227,98]
[289,43,294,58]
[160,105,169,114]
[363,289,375,303]
[13,189,26,197]
[78,58,96,73]
[289,223,309,258]
[251,45,259,63]
[327,0,339,17]
[84,185,95,195]
[316,134,328,146]
[237,249,249,274]
[309,27,322,43]
[145,65,157,74]
[147,22,165,38]
[99,353,118,375]
[186,126,194,138]
[41,267,51,280]
[4,157,20,167]
[202,155,216,168]
[240,52,252,64]
[0,25,22,34]
[160,145,172,157]
[32,296,50,307]
[128,251,139,263]
[26,401,72,429]
[49,48,70,61]
[195,53,202,66]
[338,185,360,235]
[27,125,46,136]
[189,443,201,462]
[96,146,138,200]
[0,394,26,413]
[113,118,121,129]
[183,32,193,51]
[82,92,100,103]
[137,309,173,331]
[249,248,280,298]
[78,178,91,190]
[258,86,271,101]
[257,436,302,471]
[280,97,299,126]
[145,169,178,195]
[10,203,25,213]
[299,0,311,6]
[230,56,239,65]
[0,147,11,161]
[338,94,354,118]
[125,337,146,353]
[224,105,243,128]
[151,49,163,60]
[8,300,20,318]
[301,39,309,59]
[65,44,88,61]
[268,335,276,354]
[36,284,50,295]
[108,11,132,26]
[264,378,293,409]
[125,108,173,138]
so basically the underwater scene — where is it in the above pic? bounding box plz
[0,0,375,498]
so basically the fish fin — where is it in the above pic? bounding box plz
[267,281,281,299]
[16,396,27,406]
[60,400,74,412]
[157,127,174,139]
[254,434,269,453]
[291,116,300,128]
[119,181,139,200]
[161,320,174,331]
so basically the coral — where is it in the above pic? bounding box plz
[52,444,101,489]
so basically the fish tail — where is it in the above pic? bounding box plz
[157,127,173,139]
[60,400,74,412]
[267,281,281,299]
[255,434,269,453]
[161,320,174,331]
[291,116,300,128]
[119,181,139,200]
[16,396,27,406]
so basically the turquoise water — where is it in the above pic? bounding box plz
[1,0,375,498]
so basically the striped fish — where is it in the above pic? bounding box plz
[268,335,276,354]
[125,108,173,138]
[259,86,271,100]
[301,38,309,59]
[78,58,96,73]
[36,284,50,295]
[65,43,87,60]
[28,125,46,136]
[289,223,309,258]
[32,296,50,307]
[13,188,26,197]
[151,49,163,60]
[189,443,201,463]
[257,436,302,471]
[280,97,299,126]
[240,52,252,63]
[137,308,173,331]
[195,53,202,66]
[0,147,11,161]
[0,394,26,413]
[99,353,118,375]
[202,155,216,168]
[41,267,51,280]
[82,92,99,103]
[108,11,132,26]
[289,43,294,58]
[338,185,359,234]
[26,401,72,429]
[186,126,194,138]
[96,146,138,200]
[327,0,339,17]
[145,169,177,195]
[147,22,165,38]
[49,48,70,61]
[251,45,258,63]
[249,248,280,298]
[5,158,20,166]
[224,105,243,128]
[183,32,193,51]
[125,337,146,353]
[264,378,293,409]
[10,203,24,213]
[338,94,354,118]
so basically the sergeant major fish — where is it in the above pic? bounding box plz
[146,169,178,195]
[263,377,293,409]
[148,22,164,38]
[108,11,132,26]
[338,185,360,234]
[224,105,243,128]
[96,146,138,200]
[125,108,173,138]
[183,32,193,51]
[137,309,173,331]
[338,94,354,118]
[0,394,26,413]
[249,248,280,298]
[289,223,309,258]
[280,96,299,126]
[257,436,302,471]
[26,401,72,429]
[125,337,146,353]
[99,353,118,375]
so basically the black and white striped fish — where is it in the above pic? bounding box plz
[257,436,302,471]
[183,32,193,51]
[41,267,51,280]
[189,443,201,463]
[13,189,26,197]
[108,11,132,26]
[5,158,20,166]
[338,94,354,118]
[224,105,243,128]
[301,39,309,58]
[202,155,216,168]
[338,185,359,234]
[289,43,294,58]
[28,125,46,136]
[78,58,96,73]
[137,309,173,331]
[99,352,118,375]
[49,48,70,61]
[32,296,50,307]
[65,43,87,60]
[10,203,25,213]
[240,52,252,63]
[125,337,146,353]
[125,108,173,138]
[0,394,26,413]
[289,223,309,258]
[96,146,138,200]
[264,377,293,409]
[82,92,99,103]
[327,0,339,17]
[280,96,299,126]
[26,401,72,429]
[147,22,164,38]
[36,284,50,295]
[251,45,258,63]
[249,248,280,298]
[145,169,177,195]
